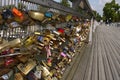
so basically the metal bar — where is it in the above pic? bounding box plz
[23,0,83,17]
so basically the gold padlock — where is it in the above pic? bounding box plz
[41,66,50,78]
[52,13,59,20]
[14,73,24,80]
[46,34,56,41]
[34,32,41,35]
[42,37,50,45]
[17,59,36,75]
[65,14,72,22]
[28,11,45,21]
[16,55,30,63]
[23,35,37,47]
[0,38,21,51]
[44,76,52,80]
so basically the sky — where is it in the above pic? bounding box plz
[54,0,120,15]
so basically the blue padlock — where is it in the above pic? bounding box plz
[37,36,43,42]
[45,12,53,18]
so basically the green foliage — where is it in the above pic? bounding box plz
[93,10,102,22]
[60,0,70,7]
[103,0,120,22]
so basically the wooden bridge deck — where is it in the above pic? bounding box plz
[62,25,120,80]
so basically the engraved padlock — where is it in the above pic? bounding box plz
[17,59,36,75]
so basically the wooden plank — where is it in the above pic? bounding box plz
[100,28,113,80]
[100,26,120,80]
[103,27,120,78]
[91,28,98,80]
[97,27,106,80]
[83,32,96,80]
[64,25,120,80]
[62,43,87,80]
[72,44,92,80]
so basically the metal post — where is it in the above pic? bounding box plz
[89,17,93,44]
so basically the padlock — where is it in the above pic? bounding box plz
[41,66,50,78]
[52,13,59,20]
[34,70,42,79]
[45,12,53,18]
[58,15,65,23]
[37,35,43,42]
[34,31,41,35]
[12,7,23,17]
[57,61,64,68]
[50,69,57,77]
[46,34,56,41]
[4,57,18,68]
[42,37,50,45]
[51,40,59,49]
[20,12,35,26]
[23,35,37,47]
[60,52,67,58]
[9,21,21,28]
[44,76,52,80]
[17,59,36,75]
[0,38,21,51]
[65,14,72,22]
[28,11,44,21]
[14,73,24,80]
[53,30,60,35]
[1,49,10,55]
[52,76,58,80]
[47,58,52,67]
[16,55,30,63]
[0,68,11,76]
[57,28,64,34]
[27,71,38,80]
[2,9,14,20]
[56,72,62,79]
[41,61,50,69]
[1,70,13,80]
[44,29,51,35]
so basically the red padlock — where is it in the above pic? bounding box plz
[5,58,14,66]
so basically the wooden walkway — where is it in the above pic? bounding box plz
[62,25,120,80]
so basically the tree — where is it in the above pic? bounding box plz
[60,0,70,7]
[93,10,102,22]
[103,0,120,22]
